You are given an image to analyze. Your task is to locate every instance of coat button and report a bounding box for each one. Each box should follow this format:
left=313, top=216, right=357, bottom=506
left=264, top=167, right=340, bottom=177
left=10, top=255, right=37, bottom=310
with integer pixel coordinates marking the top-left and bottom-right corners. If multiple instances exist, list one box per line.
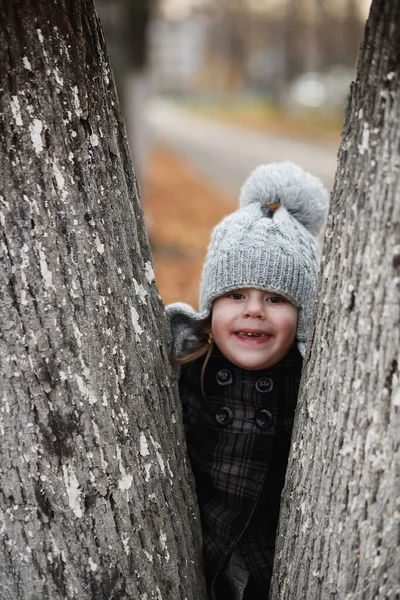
left=216, top=369, right=233, bottom=386
left=215, top=406, right=234, bottom=426
left=255, top=409, right=273, bottom=430
left=255, top=377, right=273, bottom=393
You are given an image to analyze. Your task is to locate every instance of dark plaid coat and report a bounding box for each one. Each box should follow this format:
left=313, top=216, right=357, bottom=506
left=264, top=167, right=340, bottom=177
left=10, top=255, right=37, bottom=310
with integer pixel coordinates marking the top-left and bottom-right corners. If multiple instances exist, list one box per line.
left=179, top=345, right=302, bottom=600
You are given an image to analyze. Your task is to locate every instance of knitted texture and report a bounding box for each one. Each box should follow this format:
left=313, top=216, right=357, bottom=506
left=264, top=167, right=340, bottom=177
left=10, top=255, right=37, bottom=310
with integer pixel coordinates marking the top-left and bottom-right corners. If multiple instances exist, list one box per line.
left=166, top=162, right=328, bottom=356
left=239, top=162, right=327, bottom=235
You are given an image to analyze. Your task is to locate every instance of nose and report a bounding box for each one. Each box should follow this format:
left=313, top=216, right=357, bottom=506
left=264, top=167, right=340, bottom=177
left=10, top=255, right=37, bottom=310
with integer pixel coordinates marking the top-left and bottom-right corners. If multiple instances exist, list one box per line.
left=243, top=296, right=265, bottom=319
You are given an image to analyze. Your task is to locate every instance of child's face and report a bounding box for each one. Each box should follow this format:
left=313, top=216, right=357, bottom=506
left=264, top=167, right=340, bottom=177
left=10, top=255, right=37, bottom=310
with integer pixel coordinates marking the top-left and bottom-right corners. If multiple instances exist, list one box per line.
left=211, top=288, right=298, bottom=370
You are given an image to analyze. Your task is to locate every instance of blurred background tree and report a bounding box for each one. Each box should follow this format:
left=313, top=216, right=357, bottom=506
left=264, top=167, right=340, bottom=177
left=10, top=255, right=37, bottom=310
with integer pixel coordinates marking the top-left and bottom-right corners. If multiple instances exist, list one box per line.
left=150, top=0, right=367, bottom=112
left=96, top=0, right=156, bottom=186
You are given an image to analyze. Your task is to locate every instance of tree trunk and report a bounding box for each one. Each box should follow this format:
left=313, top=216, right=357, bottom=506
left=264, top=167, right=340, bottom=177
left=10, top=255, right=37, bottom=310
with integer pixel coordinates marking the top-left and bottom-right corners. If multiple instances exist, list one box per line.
left=0, top=1, right=206, bottom=598
left=271, top=1, right=400, bottom=598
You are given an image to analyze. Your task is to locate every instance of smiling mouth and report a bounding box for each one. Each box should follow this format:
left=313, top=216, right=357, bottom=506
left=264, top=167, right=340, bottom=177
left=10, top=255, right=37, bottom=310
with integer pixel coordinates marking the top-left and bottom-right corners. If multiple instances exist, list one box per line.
left=236, top=331, right=270, bottom=338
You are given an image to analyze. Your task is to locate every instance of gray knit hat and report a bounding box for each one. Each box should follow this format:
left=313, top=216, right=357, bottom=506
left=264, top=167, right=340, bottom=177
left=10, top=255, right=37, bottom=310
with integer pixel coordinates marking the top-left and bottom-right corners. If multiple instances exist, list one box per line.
left=166, top=162, right=328, bottom=357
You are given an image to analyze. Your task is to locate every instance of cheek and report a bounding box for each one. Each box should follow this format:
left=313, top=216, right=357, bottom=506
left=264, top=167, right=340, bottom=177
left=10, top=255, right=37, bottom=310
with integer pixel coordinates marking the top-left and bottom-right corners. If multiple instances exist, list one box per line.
left=211, top=308, right=234, bottom=347
left=211, top=302, right=230, bottom=330
left=279, top=310, right=298, bottom=340
left=211, top=310, right=224, bottom=338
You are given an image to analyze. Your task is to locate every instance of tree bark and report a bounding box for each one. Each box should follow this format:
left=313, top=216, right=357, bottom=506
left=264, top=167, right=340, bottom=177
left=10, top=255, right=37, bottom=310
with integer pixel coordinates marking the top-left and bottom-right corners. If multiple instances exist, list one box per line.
left=271, top=1, right=400, bottom=598
left=0, top=1, right=206, bottom=598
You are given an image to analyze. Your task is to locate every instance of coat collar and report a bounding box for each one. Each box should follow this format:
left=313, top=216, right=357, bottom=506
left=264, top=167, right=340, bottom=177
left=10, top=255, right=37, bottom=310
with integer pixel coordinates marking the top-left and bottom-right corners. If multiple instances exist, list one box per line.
left=208, top=343, right=302, bottom=374
left=199, top=343, right=302, bottom=402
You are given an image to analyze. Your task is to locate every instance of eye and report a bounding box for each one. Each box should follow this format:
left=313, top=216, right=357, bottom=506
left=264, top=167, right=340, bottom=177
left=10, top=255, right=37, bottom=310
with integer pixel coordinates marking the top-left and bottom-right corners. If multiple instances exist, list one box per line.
left=267, top=295, right=285, bottom=304
left=227, top=292, right=245, bottom=300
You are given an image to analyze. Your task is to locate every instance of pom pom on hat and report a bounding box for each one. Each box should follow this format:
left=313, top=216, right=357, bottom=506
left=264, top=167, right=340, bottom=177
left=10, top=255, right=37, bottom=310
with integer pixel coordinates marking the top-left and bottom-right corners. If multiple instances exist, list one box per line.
left=239, top=161, right=328, bottom=237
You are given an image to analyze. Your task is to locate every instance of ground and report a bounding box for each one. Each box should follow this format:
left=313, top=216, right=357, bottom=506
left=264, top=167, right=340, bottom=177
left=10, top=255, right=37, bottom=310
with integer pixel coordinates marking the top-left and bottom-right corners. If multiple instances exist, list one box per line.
left=143, top=144, right=234, bottom=310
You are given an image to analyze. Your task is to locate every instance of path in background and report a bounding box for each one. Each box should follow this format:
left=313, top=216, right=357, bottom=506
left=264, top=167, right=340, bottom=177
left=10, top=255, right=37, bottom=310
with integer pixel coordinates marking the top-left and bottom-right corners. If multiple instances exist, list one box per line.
left=143, top=144, right=234, bottom=309
left=146, top=98, right=338, bottom=193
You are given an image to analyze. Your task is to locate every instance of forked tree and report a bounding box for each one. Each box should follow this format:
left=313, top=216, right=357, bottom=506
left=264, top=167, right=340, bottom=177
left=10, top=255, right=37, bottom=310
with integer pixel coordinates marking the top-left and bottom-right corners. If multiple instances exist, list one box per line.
left=0, top=1, right=206, bottom=598
left=271, top=0, right=400, bottom=597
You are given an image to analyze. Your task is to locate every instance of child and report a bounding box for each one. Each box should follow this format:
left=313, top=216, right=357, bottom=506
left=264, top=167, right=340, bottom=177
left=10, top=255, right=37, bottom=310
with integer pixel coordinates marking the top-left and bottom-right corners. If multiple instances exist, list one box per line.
left=166, top=162, right=328, bottom=599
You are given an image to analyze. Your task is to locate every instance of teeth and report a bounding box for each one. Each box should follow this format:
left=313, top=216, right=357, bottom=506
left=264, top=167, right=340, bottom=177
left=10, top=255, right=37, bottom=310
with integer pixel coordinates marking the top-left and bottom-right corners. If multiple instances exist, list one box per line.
left=238, top=332, right=267, bottom=337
